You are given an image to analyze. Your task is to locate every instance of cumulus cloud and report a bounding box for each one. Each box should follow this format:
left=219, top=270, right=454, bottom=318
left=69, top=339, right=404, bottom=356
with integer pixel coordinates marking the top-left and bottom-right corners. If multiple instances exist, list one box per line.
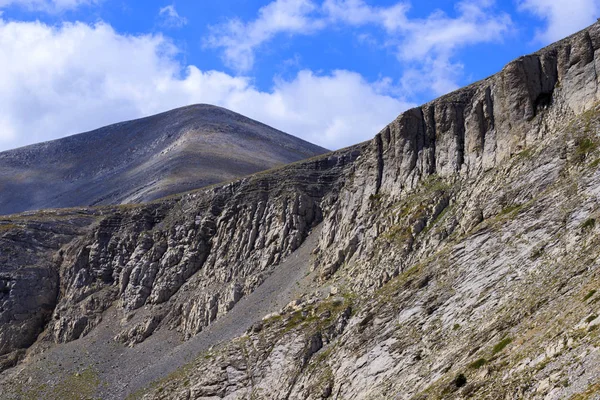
left=519, top=0, right=600, bottom=43
left=159, top=4, right=187, bottom=28
left=0, top=0, right=97, bottom=12
left=397, top=1, right=511, bottom=95
left=205, top=0, right=323, bottom=72
left=322, top=0, right=409, bottom=31
left=207, top=0, right=512, bottom=95
left=0, top=18, right=409, bottom=151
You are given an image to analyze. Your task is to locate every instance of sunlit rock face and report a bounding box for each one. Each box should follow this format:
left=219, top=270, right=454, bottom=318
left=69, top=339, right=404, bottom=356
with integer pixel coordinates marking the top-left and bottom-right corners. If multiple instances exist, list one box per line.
left=4, top=22, right=600, bottom=400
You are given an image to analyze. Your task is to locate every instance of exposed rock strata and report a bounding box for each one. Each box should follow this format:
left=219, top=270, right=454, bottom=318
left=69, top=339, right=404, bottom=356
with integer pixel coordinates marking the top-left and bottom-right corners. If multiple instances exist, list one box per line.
left=3, top=22, right=600, bottom=400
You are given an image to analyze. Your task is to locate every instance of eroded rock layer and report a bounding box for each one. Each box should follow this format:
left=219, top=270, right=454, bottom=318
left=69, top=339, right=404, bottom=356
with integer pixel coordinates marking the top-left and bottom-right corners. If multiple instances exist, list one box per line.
left=3, top=21, right=600, bottom=400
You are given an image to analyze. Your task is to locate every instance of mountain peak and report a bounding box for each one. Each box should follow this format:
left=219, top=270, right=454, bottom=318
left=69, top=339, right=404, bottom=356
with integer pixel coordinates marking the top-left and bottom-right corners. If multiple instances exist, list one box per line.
left=0, top=105, right=328, bottom=215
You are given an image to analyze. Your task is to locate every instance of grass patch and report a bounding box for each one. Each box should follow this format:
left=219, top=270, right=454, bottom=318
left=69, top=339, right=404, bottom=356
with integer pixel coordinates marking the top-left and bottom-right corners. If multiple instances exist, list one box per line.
left=499, top=204, right=523, bottom=216
left=576, top=137, right=597, bottom=161
left=517, top=148, right=533, bottom=159
left=583, top=290, right=597, bottom=301
left=382, top=224, right=413, bottom=245
left=376, top=262, right=425, bottom=300
left=468, top=358, right=487, bottom=370
left=47, top=367, right=100, bottom=400
left=492, top=337, right=512, bottom=355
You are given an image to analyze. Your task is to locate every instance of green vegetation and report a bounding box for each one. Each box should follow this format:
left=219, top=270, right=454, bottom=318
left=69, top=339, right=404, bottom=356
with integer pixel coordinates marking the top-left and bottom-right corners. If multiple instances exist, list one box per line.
left=576, top=137, right=597, bottom=161
left=585, top=315, right=597, bottom=324
left=382, top=224, right=413, bottom=245
left=583, top=290, right=597, bottom=301
left=453, top=373, right=467, bottom=388
left=376, top=262, right=425, bottom=301
left=581, top=218, right=596, bottom=230
left=499, top=204, right=523, bottom=216
left=517, top=148, right=533, bottom=159
left=453, top=323, right=461, bottom=331
left=49, top=368, right=100, bottom=400
left=468, top=358, right=487, bottom=370
left=369, top=193, right=384, bottom=205
left=492, top=337, right=512, bottom=355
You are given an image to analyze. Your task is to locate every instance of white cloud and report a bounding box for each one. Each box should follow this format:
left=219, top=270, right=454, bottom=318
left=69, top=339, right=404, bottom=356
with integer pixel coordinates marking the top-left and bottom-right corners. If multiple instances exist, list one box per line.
left=0, top=0, right=97, bottom=12
left=397, top=1, right=511, bottom=96
left=0, top=18, right=409, bottom=151
left=322, top=0, right=409, bottom=32
left=205, top=0, right=323, bottom=72
left=159, top=4, right=187, bottom=28
left=396, top=1, right=511, bottom=61
left=207, top=0, right=512, bottom=95
left=324, top=0, right=511, bottom=96
left=519, top=0, right=600, bottom=43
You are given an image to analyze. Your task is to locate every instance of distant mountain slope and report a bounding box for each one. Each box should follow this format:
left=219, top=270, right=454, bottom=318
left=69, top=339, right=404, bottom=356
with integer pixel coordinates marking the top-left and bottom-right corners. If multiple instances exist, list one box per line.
left=0, top=104, right=328, bottom=215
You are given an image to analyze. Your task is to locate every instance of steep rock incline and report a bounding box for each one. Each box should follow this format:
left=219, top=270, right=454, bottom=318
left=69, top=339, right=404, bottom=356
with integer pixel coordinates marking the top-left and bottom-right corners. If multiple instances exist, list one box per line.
left=0, top=104, right=328, bottom=215
left=314, top=22, right=600, bottom=290
left=0, top=145, right=361, bottom=377
left=130, top=22, right=600, bottom=400
left=0, top=209, right=101, bottom=371
left=3, top=21, right=600, bottom=400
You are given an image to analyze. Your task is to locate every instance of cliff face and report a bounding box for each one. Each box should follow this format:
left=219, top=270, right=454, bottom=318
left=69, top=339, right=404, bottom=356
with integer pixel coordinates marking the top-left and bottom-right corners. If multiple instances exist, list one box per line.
left=314, top=23, right=600, bottom=291
left=3, top=23, right=600, bottom=400
left=0, top=146, right=360, bottom=374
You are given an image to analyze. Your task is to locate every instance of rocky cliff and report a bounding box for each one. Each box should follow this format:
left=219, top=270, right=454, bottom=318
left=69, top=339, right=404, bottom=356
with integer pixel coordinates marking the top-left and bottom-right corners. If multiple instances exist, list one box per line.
left=3, top=22, right=600, bottom=400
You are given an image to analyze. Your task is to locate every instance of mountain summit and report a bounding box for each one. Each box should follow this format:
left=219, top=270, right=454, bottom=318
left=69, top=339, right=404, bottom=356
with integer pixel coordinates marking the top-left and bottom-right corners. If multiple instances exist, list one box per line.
left=0, top=104, right=327, bottom=215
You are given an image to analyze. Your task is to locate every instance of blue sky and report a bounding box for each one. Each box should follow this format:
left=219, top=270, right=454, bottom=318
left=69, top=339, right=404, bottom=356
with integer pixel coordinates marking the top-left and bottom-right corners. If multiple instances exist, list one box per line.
left=0, top=0, right=597, bottom=151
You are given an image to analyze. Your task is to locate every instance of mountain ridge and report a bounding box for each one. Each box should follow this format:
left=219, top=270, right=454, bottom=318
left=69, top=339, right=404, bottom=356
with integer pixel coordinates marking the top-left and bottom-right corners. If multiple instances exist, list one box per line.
left=2, top=21, right=600, bottom=400
left=0, top=103, right=328, bottom=215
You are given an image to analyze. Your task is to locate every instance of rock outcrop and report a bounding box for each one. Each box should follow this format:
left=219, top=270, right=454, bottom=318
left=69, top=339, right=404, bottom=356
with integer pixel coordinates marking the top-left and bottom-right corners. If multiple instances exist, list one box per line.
left=3, top=21, right=600, bottom=400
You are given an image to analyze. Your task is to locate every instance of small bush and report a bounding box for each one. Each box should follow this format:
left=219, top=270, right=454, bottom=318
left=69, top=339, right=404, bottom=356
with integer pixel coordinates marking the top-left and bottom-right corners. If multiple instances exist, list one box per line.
left=492, top=337, right=512, bottom=355
left=581, top=218, right=596, bottom=230
left=453, top=323, right=461, bottom=331
left=453, top=373, right=467, bottom=388
left=468, top=358, right=487, bottom=369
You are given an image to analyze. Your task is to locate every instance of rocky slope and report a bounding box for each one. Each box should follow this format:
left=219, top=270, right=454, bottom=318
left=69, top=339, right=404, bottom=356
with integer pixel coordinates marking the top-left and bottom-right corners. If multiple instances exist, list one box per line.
left=3, top=22, right=600, bottom=400
left=0, top=104, right=328, bottom=215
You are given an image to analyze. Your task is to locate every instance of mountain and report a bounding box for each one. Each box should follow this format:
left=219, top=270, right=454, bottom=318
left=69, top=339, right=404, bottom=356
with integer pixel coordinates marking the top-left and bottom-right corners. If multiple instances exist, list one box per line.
left=3, top=22, right=600, bottom=400
left=0, top=104, right=328, bottom=215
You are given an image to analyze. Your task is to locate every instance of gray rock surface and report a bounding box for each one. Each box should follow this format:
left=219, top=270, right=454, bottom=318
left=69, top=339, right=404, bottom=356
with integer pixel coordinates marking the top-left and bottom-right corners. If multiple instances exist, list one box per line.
left=4, top=21, right=600, bottom=400
left=0, top=104, right=328, bottom=215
